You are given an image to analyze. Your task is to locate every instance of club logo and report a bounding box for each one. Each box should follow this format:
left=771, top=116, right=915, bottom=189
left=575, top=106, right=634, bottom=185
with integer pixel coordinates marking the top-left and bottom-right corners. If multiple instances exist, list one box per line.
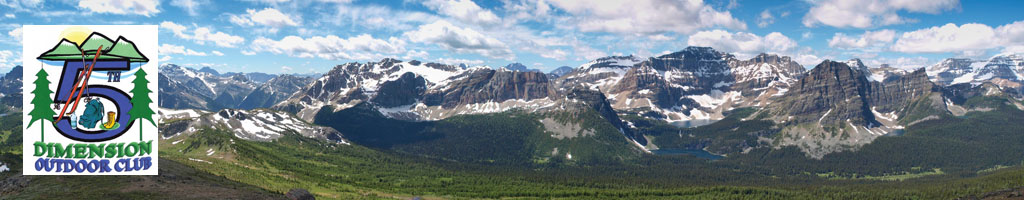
left=22, top=25, right=159, bottom=175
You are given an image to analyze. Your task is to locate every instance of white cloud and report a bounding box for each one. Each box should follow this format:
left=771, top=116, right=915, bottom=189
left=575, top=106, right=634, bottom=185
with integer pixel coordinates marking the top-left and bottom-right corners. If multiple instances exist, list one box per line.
left=0, top=50, right=17, bottom=70
left=422, top=0, right=501, bottom=26
left=803, top=0, right=958, bottom=28
left=870, top=56, right=932, bottom=70
left=184, top=63, right=227, bottom=69
left=79, top=0, right=161, bottom=17
left=648, top=34, right=674, bottom=41
left=403, top=50, right=429, bottom=60
left=436, top=57, right=485, bottom=65
left=281, top=66, right=293, bottom=72
left=1, top=0, right=43, bottom=12
left=996, top=20, right=1024, bottom=45
left=160, top=21, right=245, bottom=48
left=159, top=44, right=212, bottom=56
left=322, top=4, right=438, bottom=32
left=503, top=0, right=553, bottom=22
left=891, top=23, right=996, bottom=53
left=170, top=0, right=207, bottom=16
left=8, top=27, right=21, bottom=42
left=211, top=50, right=224, bottom=56
left=687, top=30, right=797, bottom=59
left=3, top=13, right=13, bottom=18
left=828, top=29, right=896, bottom=49
left=229, top=8, right=300, bottom=30
left=540, top=49, right=569, bottom=60
left=573, top=44, right=606, bottom=61
left=889, top=20, right=1024, bottom=55
left=1003, top=45, right=1024, bottom=55
left=405, top=20, right=514, bottom=60
left=757, top=9, right=774, bottom=28
left=249, top=34, right=406, bottom=60
left=547, top=0, right=746, bottom=35
left=793, top=53, right=824, bottom=67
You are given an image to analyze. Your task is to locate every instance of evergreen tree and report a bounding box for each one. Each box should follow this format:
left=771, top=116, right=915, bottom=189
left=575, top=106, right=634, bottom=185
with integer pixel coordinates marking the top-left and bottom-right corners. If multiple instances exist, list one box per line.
left=128, top=69, right=155, bottom=140
left=28, top=68, right=56, bottom=142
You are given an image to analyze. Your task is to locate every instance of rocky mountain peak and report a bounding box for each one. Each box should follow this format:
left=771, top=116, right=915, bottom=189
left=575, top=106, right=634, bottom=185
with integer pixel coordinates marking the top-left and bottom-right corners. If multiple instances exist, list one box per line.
left=845, top=58, right=870, bottom=72
left=548, top=66, right=573, bottom=78
left=5, top=65, right=22, bottom=79
left=0, top=65, right=23, bottom=108
left=502, top=63, right=540, bottom=72
left=198, top=66, right=220, bottom=76
left=578, top=55, right=644, bottom=70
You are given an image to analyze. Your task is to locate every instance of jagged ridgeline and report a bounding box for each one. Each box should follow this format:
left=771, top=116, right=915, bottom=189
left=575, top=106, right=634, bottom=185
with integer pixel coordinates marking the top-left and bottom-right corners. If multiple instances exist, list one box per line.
left=156, top=46, right=1024, bottom=162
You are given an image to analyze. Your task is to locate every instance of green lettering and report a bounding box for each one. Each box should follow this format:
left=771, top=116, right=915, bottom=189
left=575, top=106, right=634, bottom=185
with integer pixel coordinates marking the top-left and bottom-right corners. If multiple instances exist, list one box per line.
left=74, top=144, right=87, bottom=158
left=87, top=144, right=104, bottom=158
left=34, top=142, right=47, bottom=156
left=116, top=143, right=124, bottom=158
left=137, top=141, right=152, bottom=156
left=105, top=143, right=117, bottom=158
left=124, top=142, right=137, bottom=157
left=52, top=143, right=67, bottom=158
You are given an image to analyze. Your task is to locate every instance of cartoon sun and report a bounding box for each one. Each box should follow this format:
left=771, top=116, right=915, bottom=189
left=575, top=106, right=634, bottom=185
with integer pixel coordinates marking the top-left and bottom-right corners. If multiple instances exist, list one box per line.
left=59, top=26, right=93, bottom=46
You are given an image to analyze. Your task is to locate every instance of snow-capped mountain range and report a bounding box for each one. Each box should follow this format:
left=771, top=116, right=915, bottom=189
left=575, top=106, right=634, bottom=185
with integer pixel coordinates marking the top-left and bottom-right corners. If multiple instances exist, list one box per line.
left=144, top=47, right=1022, bottom=158
left=927, top=54, right=1024, bottom=91
left=159, top=108, right=348, bottom=144
left=159, top=64, right=314, bottom=111
left=556, top=47, right=805, bottom=123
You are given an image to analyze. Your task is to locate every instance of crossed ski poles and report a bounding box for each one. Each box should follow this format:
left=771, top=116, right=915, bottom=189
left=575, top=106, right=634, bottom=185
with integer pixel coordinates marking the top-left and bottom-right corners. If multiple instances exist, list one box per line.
left=54, top=46, right=103, bottom=125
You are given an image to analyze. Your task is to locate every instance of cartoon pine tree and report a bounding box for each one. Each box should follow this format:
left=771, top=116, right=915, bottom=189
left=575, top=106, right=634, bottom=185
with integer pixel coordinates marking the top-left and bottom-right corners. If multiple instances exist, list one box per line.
left=128, top=69, right=155, bottom=141
left=28, top=69, right=56, bottom=143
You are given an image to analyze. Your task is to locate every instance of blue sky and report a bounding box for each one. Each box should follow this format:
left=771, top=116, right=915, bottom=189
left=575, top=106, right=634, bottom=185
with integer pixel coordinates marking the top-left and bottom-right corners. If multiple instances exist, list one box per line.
left=1, top=0, right=1023, bottom=74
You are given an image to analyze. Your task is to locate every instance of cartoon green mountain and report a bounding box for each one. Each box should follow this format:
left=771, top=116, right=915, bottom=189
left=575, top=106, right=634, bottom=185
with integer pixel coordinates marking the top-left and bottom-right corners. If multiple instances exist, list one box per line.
left=37, top=32, right=149, bottom=63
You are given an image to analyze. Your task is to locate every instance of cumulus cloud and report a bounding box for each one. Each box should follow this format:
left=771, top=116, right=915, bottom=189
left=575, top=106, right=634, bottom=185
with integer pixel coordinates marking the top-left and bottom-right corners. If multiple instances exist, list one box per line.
left=79, top=0, right=161, bottom=17
left=8, top=27, right=21, bottom=42
left=546, top=0, right=746, bottom=35
left=891, top=23, right=996, bottom=53
left=687, top=30, right=797, bottom=59
left=229, top=8, right=300, bottom=30
left=436, top=57, right=485, bottom=65
left=502, top=0, right=553, bottom=22
left=828, top=29, right=896, bottom=49
left=405, top=20, right=514, bottom=60
left=422, top=0, right=501, bottom=27
left=871, top=56, right=932, bottom=70
left=248, top=34, right=406, bottom=60
left=793, top=53, right=825, bottom=67
left=996, top=20, right=1024, bottom=45
left=160, top=21, right=245, bottom=47
left=160, top=44, right=218, bottom=56
left=403, top=50, right=429, bottom=60
left=0, top=50, right=17, bottom=70
left=803, top=0, right=959, bottom=28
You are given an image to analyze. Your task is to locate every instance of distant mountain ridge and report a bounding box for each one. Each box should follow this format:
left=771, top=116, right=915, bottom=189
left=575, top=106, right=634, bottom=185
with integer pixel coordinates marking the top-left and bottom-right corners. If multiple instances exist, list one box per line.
left=158, top=64, right=314, bottom=111
left=157, top=47, right=1024, bottom=159
left=0, top=66, right=22, bottom=110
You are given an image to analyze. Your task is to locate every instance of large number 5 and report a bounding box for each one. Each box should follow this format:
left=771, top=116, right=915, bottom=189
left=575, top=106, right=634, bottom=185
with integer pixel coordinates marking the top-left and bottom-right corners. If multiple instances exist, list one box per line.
left=52, top=60, right=134, bottom=142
